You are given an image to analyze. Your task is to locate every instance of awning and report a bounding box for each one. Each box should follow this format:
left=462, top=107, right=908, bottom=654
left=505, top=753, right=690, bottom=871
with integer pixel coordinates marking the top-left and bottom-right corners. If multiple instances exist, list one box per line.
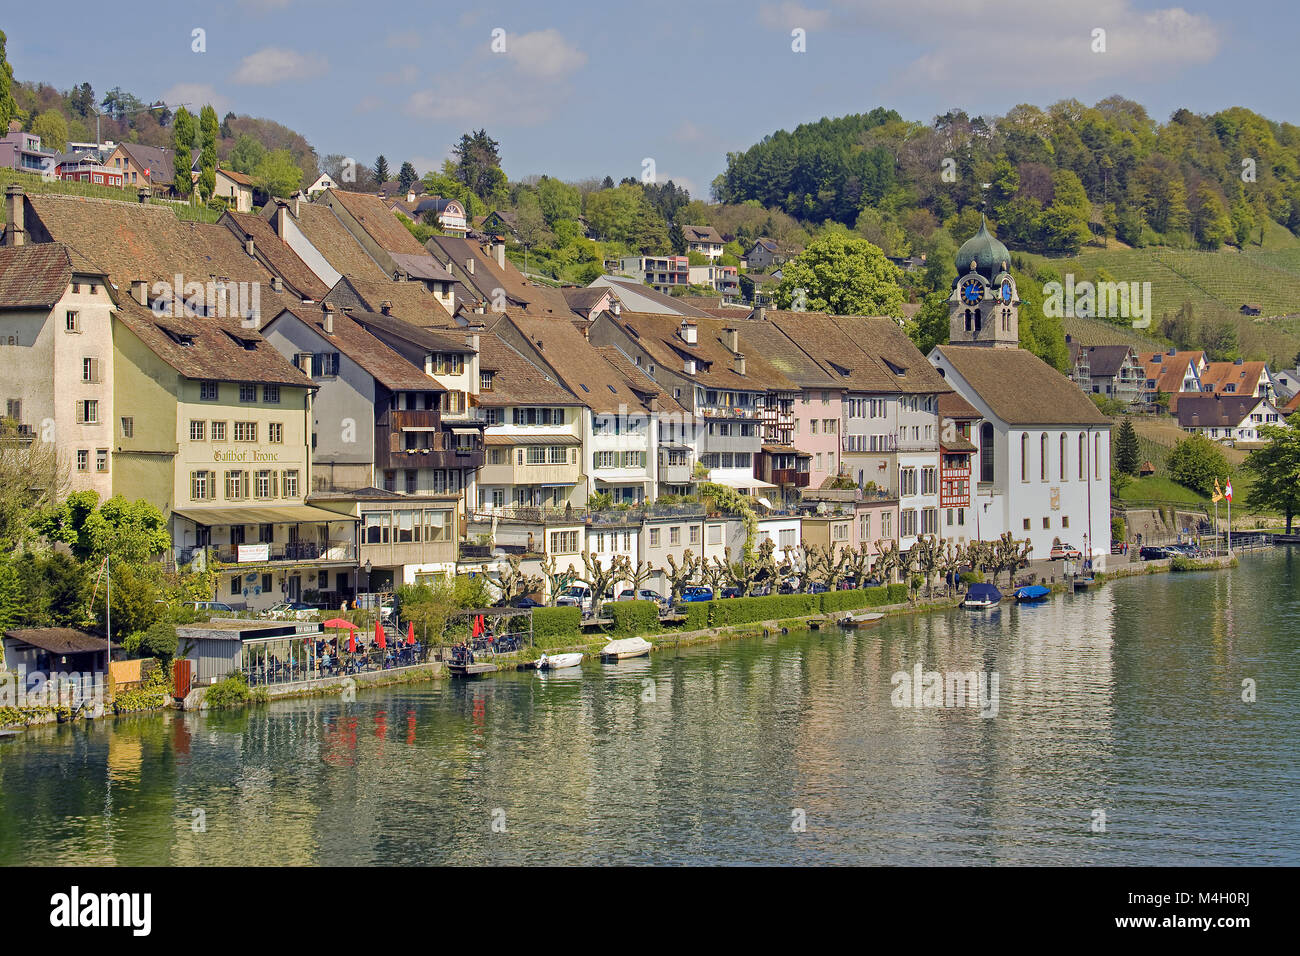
left=659, top=442, right=691, bottom=451
left=172, top=505, right=360, bottom=526
left=484, top=434, right=581, bottom=446
left=451, top=427, right=482, bottom=436
left=707, top=476, right=777, bottom=492
left=400, top=425, right=440, bottom=432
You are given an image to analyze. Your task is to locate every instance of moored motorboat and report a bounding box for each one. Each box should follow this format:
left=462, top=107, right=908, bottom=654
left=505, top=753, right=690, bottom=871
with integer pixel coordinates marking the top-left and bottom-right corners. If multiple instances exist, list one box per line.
left=536, top=652, right=584, bottom=670
left=839, top=612, right=885, bottom=628
left=600, top=637, right=652, bottom=661
left=962, top=583, right=1002, bottom=608
left=1014, top=584, right=1050, bottom=602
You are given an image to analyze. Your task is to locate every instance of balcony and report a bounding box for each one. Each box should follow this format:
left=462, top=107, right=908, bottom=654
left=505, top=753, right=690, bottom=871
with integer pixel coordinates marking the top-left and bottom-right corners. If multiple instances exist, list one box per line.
left=378, top=408, right=485, bottom=471
left=769, top=468, right=812, bottom=488
left=205, top=540, right=357, bottom=564
left=698, top=405, right=761, bottom=421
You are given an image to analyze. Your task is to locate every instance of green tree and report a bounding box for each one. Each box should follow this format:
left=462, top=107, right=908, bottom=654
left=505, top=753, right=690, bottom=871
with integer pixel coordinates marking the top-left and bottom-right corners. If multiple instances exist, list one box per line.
left=0, top=557, right=22, bottom=631
left=197, top=104, right=219, bottom=200
left=373, top=154, right=390, bottom=184
left=124, top=619, right=178, bottom=662
left=228, top=132, right=265, bottom=175
left=1114, top=418, right=1141, bottom=476
left=104, top=562, right=162, bottom=641
left=0, top=31, right=15, bottom=134
left=775, top=234, right=905, bottom=318
left=254, top=148, right=303, bottom=198
left=536, top=175, right=581, bottom=227
left=1191, top=182, right=1233, bottom=250
left=453, top=129, right=506, bottom=203
left=30, top=110, right=67, bottom=153
left=170, top=106, right=197, bottom=198
left=1167, top=434, right=1231, bottom=497
left=1242, top=415, right=1300, bottom=532
left=905, top=290, right=949, bottom=354
left=397, top=160, right=417, bottom=191
left=35, top=493, right=170, bottom=563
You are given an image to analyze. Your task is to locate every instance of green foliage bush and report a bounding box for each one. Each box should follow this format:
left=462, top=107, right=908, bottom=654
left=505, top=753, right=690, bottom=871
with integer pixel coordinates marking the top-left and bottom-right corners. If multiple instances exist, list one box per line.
left=531, top=606, right=582, bottom=643
left=680, top=603, right=710, bottom=630
left=819, top=586, right=898, bottom=612
left=959, top=571, right=984, bottom=585
left=601, top=601, right=658, bottom=635
left=204, top=672, right=252, bottom=710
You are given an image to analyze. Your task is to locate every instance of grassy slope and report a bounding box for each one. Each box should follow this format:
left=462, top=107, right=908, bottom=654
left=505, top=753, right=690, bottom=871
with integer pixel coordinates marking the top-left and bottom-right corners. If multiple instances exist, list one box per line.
left=0, top=169, right=222, bottom=223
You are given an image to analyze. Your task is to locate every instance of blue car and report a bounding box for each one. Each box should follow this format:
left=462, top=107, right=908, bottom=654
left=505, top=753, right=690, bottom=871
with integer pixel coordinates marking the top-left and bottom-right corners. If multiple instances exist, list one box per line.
left=681, top=586, right=714, bottom=602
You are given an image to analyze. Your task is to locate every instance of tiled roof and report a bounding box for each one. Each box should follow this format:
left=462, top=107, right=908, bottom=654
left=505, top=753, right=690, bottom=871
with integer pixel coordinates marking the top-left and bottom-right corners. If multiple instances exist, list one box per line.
left=476, top=334, right=577, bottom=406
left=938, top=391, right=981, bottom=420
left=3, top=627, right=120, bottom=654
left=765, top=311, right=949, bottom=394
left=681, top=224, right=724, bottom=245
left=25, top=194, right=304, bottom=317
left=114, top=296, right=315, bottom=389
left=591, top=275, right=713, bottom=317
left=1078, top=344, right=1136, bottom=378
left=595, top=346, right=688, bottom=415
left=1176, top=394, right=1264, bottom=429
left=611, top=311, right=793, bottom=391
left=489, top=312, right=659, bottom=414
left=934, top=346, right=1110, bottom=426
left=561, top=286, right=611, bottom=313
left=217, top=166, right=257, bottom=188
left=344, top=306, right=475, bottom=353
left=1200, top=361, right=1268, bottom=397
left=322, top=274, right=452, bottom=325
left=287, top=200, right=390, bottom=280
left=427, top=235, right=573, bottom=317
left=117, top=142, right=180, bottom=184
left=731, top=318, right=838, bottom=388
left=389, top=252, right=454, bottom=283
left=220, top=210, right=329, bottom=300
left=325, top=188, right=429, bottom=257
left=271, top=307, right=442, bottom=392
left=1139, top=350, right=1206, bottom=397
left=0, top=243, right=106, bottom=309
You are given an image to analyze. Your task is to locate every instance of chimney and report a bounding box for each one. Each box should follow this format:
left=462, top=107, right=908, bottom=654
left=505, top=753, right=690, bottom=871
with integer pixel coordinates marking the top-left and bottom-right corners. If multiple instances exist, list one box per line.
left=322, top=301, right=335, bottom=334
left=244, top=234, right=255, bottom=257
left=724, top=326, right=740, bottom=353
left=683, top=357, right=696, bottom=375
left=137, top=187, right=149, bottom=204
left=758, top=306, right=766, bottom=322
left=733, top=352, right=746, bottom=376
left=465, top=332, right=480, bottom=352
left=294, top=191, right=302, bottom=218
left=3, top=185, right=24, bottom=247
left=131, top=279, right=148, bottom=306
left=381, top=300, right=393, bottom=315
left=445, top=260, right=454, bottom=277
left=271, top=276, right=284, bottom=292
left=494, top=242, right=505, bottom=268
left=679, top=319, right=698, bottom=345
left=1167, top=348, right=1176, bottom=357
left=465, top=257, right=475, bottom=275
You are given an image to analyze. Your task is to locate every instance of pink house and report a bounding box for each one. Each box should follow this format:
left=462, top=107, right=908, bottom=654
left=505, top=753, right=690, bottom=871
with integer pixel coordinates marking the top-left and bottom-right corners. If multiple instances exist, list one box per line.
left=793, top=387, right=844, bottom=488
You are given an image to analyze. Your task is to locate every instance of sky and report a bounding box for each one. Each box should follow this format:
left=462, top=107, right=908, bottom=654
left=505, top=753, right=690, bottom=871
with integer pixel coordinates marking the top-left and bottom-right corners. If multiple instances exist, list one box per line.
left=5, top=0, right=1297, bottom=200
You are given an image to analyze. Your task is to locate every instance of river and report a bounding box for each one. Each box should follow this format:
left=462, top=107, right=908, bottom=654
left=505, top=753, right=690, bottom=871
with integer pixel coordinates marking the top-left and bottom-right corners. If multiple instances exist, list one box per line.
left=2, top=548, right=1297, bottom=866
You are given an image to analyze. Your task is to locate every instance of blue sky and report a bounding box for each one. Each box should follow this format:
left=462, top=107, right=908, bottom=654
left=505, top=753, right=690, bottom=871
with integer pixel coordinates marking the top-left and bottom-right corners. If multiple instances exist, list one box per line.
left=5, top=0, right=1295, bottom=200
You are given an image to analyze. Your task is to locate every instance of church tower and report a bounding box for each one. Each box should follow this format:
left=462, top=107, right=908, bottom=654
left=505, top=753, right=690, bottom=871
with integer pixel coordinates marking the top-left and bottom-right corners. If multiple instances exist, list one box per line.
left=948, top=216, right=1019, bottom=347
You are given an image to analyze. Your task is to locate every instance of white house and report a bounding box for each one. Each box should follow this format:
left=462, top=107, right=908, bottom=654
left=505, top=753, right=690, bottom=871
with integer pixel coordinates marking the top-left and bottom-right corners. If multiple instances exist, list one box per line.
left=1176, top=394, right=1285, bottom=443
left=929, top=219, right=1112, bottom=568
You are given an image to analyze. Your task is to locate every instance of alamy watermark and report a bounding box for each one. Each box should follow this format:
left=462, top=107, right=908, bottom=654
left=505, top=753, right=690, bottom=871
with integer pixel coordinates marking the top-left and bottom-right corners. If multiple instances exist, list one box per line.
left=148, top=275, right=261, bottom=323
left=0, top=667, right=105, bottom=710
left=1043, top=274, right=1152, bottom=329
left=891, top=662, right=999, bottom=717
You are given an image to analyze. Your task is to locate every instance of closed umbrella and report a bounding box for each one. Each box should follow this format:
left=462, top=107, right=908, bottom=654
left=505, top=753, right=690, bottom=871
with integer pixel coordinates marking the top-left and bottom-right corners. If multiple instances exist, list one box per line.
left=375, top=619, right=386, bottom=650
left=347, top=630, right=356, bottom=654
left=407, top=622, right=416, bottom=646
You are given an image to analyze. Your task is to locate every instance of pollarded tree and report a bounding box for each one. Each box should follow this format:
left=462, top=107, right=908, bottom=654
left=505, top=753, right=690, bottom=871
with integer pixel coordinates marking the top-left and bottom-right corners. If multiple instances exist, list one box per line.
left=937, top=541, right=966, bottom=596
left=626, top=559, right=656, bottom=594
left=578, top=550, right=623, bottom=606
left=700, top=554, right=729, bottom=593
left=540, top=554, right=578, bottom=602
left=910, top=535, right=943, bottom=597
left=665, top=550, right=699, bottom=604
left=872, top=539, right=903, bottom=585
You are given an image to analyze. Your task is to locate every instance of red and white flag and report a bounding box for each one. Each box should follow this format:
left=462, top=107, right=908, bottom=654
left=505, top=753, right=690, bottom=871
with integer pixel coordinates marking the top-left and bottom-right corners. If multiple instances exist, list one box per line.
left=1225, top=480, right=1233, bottom=502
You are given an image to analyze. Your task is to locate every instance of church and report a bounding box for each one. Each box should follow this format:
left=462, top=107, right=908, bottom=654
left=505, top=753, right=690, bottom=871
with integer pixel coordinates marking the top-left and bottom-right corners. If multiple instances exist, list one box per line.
left=927, top=219, right=1112, bottom=570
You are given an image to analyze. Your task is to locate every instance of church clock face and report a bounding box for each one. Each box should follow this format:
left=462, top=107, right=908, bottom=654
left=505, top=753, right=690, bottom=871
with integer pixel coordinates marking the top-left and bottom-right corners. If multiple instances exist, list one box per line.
left=1000, top=279, right=1013, bottom=303
left=960, top=278, right=983, bottom=305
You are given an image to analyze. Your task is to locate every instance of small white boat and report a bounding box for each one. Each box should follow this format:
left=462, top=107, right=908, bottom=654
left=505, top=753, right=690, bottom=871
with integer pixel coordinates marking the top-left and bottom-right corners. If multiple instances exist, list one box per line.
left=600, top=637, right=652, bottom=661
left=536, top=652, right=584, bottom=670
left=839, top=612, right=884, bottom=628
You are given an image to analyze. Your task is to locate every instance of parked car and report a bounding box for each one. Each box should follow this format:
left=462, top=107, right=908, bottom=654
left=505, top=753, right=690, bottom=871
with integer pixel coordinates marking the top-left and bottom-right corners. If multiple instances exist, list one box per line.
left=719, top=586, right=743, bottom=599
left=805, top=582, right=829, bottom=594
left=259, top=601, right=317, bottom=621
left=186, top=601, right=235, bottom=614
left=495, top=595, right=545, bottom=609
left=777, top=580, right=798, bottom=594
left=1140, top=545, right=1173, bottom=561
left=617, top=589, right=668, bottom=607
left=680, top=586, right=714, bottom=602
left=555, top=585, right=591, bottom=609
left=1165, top=543, right=1202, bottom=558
left=1050, top=543, right=1083, bottom=560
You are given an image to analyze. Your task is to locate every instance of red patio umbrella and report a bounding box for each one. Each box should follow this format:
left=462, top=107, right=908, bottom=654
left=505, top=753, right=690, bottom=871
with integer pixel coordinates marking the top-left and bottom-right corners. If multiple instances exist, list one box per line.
left=347, top=631, right=356, bottom=654
left=472, top=615, right=482, bottom=638
left=375, top=619, right=386, bottom=650
left=407, top=622, right=416, bottom=646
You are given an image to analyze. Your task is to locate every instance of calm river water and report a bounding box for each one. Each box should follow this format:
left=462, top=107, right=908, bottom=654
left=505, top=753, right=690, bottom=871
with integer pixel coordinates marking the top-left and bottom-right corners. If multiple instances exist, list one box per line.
left=2, top=549, right=1297, bottom=866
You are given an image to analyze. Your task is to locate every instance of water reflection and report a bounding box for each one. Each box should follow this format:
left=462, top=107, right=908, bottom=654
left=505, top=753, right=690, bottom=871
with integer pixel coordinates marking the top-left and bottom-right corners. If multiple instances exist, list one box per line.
left=1, top=550, right=1297, bottom=865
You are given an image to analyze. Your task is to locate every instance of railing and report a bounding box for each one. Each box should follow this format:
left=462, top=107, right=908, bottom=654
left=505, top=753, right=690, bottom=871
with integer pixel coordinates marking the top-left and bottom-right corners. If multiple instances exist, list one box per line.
left=242, top=641, right=434, bottom=688
left=470, top=505, right=587, bottom=523
left=588, top=503, right=705, bottom=525
left=207, top=542, right=357, bottom=563
left=459, top=543, right=533, bottom=559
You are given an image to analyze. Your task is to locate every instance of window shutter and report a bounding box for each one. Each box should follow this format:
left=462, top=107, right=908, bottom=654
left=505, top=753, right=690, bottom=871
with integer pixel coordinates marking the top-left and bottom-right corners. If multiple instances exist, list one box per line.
left=75, top=402, right=84, bottom=424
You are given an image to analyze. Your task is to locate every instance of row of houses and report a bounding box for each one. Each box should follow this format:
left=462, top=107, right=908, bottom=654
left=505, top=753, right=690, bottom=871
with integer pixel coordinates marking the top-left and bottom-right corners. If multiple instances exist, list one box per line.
left=0, top=190, right=1111, bottom=608
left=1067, top=337, right=1298, bottom=442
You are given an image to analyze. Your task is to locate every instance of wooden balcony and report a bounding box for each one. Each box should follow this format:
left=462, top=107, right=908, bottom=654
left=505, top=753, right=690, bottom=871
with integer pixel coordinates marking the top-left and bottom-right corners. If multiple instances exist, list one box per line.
left=770, top=468, right=811, bottom=488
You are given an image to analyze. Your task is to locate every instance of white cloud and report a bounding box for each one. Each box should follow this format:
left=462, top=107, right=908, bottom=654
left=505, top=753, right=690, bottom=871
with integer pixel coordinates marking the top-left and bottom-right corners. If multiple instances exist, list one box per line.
left=231, top=47, right=328, bottom=86
left=380, top=64, right=420, bottom=86
left=758, top=3, right=832, bottom=31
left=761, top=0, right=1219, bottom=86
left=159, top=83, right=231, bottom=118
left=506, top=28, right=587, bottom=79
left=406, top=27, right=587, bottom=126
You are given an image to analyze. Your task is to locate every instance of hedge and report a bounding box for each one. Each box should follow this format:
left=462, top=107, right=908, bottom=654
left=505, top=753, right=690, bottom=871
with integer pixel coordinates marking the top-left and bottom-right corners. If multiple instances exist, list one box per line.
left=680, top=602, right=710, bottom=630
left=601, top=601, right=659, bottom=635
left=531, top=606, right=583, bottom=644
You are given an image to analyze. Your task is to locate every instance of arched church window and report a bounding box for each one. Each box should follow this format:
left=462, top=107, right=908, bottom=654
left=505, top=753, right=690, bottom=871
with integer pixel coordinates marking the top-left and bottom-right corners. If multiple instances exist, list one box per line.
left=974, top=308, right=982, bottom=332
left=980, top=422, right=995, bottom=483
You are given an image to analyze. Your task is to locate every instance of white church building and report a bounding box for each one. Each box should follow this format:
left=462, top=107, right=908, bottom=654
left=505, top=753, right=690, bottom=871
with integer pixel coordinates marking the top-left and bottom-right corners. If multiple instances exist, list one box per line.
left=928, top=218, right=1112, bottom=570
